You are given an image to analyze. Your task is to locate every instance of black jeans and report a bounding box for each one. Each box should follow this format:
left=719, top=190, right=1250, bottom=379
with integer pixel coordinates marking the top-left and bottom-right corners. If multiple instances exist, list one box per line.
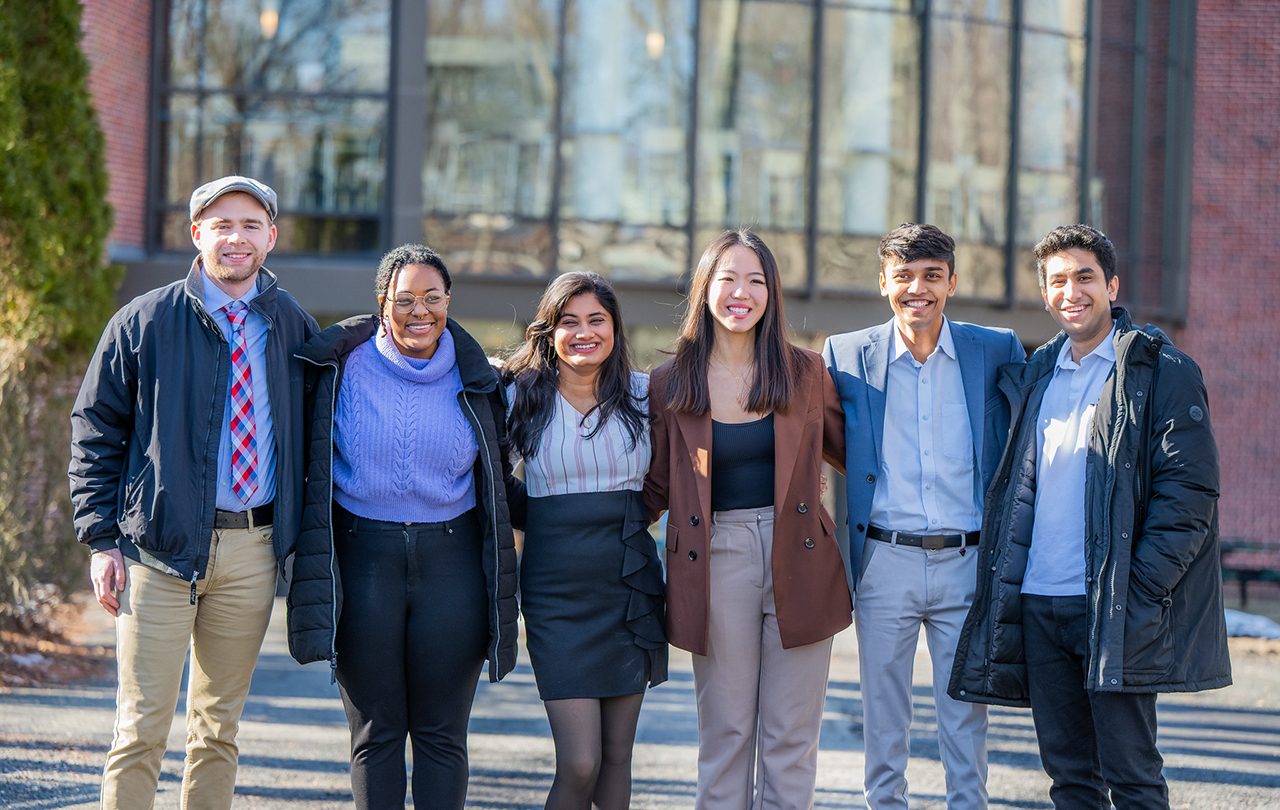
left=1023, top=595, right=1169, bottom=810
left=333, top=505, right=489, bottom=810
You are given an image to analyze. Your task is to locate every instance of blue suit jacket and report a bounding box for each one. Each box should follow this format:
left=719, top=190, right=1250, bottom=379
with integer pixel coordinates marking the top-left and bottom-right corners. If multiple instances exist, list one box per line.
left=822, top=318, right=1025, bottom=599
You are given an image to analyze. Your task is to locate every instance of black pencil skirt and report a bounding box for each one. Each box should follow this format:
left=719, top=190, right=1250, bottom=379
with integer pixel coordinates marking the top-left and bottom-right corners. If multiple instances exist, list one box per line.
left=520, top=489, right=668, bottom=700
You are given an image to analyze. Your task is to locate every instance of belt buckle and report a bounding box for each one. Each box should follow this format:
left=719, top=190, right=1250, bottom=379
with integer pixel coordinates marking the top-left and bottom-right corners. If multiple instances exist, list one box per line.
left=921, top=534, right=945, bottom=551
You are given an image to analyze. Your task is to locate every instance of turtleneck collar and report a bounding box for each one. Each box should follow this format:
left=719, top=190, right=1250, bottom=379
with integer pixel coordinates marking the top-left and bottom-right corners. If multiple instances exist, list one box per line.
left=373, top=326, right=457, bottom=383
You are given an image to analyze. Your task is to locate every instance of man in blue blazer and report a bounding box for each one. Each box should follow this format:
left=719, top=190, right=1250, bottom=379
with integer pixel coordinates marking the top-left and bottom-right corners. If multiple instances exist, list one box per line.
left=822, top=224, right=1024, bottom=810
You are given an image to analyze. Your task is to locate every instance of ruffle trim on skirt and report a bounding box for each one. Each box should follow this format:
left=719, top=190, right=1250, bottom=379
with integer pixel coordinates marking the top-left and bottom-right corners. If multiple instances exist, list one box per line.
left=621, top=491, right=669, bottom=687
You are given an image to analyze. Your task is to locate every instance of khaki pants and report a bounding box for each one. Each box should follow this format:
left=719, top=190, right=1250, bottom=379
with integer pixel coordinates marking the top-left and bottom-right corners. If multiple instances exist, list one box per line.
left=102, top=525, right=277, bottom=810
left=693, top=508, right=834, bottom=810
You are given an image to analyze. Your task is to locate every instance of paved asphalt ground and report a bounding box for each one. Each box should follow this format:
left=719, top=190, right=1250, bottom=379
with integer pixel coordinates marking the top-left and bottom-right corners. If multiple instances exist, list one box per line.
left=2, top=597, right=1278, bottom=809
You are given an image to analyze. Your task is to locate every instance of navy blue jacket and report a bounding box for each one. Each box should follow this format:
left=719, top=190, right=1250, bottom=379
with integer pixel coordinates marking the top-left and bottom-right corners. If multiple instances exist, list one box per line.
left=69, top=261, right=318, bottom=582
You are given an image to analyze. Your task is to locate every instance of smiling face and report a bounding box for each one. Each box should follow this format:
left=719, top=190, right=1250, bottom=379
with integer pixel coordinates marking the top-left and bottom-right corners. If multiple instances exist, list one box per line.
left=191, top=192, right=277, bottom=295
left=880, top=256, right=957, bottom=336
left=553, top=293, right=615, bottom=376
left=706, top=245, right=768, bottom=338
left=381, top=263, right=449, bottom=359
left=1042, top=247, right=1118, bottom=358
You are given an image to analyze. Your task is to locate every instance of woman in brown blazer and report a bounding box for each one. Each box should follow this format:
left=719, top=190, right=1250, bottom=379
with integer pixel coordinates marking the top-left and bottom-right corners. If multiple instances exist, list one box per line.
left=644, top=228, right=851, bottom=810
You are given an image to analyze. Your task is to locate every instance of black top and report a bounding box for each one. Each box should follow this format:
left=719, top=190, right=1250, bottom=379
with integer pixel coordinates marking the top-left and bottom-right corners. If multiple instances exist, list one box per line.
left=710, top=414, right=775, bottom=511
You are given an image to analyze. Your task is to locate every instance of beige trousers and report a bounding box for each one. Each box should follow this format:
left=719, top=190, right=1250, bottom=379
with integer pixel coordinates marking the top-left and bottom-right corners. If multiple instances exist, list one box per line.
left=692, top=508, right=834, bottom=810
left=102, top=524, right=277, bottom=810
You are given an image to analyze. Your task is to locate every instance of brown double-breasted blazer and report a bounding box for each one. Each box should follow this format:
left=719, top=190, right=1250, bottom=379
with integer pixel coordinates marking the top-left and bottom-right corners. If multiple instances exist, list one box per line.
left=643, top=349, right=852, bottom=655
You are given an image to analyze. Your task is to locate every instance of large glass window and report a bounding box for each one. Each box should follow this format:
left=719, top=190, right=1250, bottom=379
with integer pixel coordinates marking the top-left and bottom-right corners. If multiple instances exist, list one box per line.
left=1015, top=0, right=1087, bottom=300
left=153, top=0, right=1188, bottom=320
left=558, top=0, right=695, bottom=282
left=925, top=0, right=1013, bottom=299
left=817, top=1, right=919, bottom=292
left=159, top=0, right=391, bottom=253
left=423, top=0, right=560, bottom=276
left=696, top=0, right=815, bottom=289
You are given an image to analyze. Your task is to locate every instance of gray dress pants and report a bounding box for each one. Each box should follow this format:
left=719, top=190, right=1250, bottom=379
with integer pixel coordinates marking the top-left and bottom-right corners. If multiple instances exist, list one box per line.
left=854, top=538, right=989, bottom=810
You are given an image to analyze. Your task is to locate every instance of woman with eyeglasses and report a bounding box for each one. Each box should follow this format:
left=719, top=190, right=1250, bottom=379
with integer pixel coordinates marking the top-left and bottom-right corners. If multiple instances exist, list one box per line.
left=503, top=272, right=666, bottom=810
left=287, top=243, right=523, bottom=810
left=644, top=229, right=850, bottom=810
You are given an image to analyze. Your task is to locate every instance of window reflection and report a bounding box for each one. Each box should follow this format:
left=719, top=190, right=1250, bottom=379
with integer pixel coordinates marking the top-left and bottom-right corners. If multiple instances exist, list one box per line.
left=817, top=5, right=919, bottom=292
left=1024, top=0, right=1086, bottom=36
left=557, top=0, right=693, bottom=280
left=423, top=0, right=559, bottom=275
left=925, top=15, right=1011, bottom=298
left=697, top=0, right=814, bottom=288
left=166, top=0, right=391, bottom=92
left=160, top=94, right=386, bottom=251
left=1016, top=30, right=1084, bottom=300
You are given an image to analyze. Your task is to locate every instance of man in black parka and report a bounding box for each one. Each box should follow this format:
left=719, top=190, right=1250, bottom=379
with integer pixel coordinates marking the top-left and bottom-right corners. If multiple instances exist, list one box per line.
left=949, top=225, right=1229, bottom=810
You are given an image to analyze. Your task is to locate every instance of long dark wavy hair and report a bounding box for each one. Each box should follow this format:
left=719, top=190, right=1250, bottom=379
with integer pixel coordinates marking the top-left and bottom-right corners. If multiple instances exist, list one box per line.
left=504, top=272, right=647, bottom=459
left=666, top=229, right=802, bottom=415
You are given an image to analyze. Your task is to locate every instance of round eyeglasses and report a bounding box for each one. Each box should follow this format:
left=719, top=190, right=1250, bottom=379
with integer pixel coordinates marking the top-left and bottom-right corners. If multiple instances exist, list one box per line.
left=390, top=293, right=448, bottom=313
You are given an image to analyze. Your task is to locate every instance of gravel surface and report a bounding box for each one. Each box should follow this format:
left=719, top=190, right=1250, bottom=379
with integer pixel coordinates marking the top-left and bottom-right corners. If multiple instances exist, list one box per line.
left=2, top=598, right=1278, bottom=808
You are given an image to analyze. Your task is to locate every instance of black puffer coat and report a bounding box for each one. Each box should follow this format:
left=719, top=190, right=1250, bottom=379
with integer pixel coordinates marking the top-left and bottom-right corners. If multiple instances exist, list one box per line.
left=949, top=308, right=1230, bottom=707
left=286, top=315, right=524, bottom=681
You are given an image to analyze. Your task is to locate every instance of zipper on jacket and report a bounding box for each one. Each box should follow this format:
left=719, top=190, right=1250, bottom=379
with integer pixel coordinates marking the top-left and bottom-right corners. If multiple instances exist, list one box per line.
left=462, top=392, right=501, bottom=674
left=297, top=353, right=342, bottom=680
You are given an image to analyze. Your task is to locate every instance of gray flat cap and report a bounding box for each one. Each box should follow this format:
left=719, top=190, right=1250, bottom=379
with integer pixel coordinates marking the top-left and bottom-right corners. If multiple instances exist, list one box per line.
left=189, top=175, right=278, bottom=222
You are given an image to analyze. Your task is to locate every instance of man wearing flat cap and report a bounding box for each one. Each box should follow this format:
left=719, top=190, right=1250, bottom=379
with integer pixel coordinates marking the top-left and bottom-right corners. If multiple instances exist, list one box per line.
left=70, top=176, right=318, bottom=806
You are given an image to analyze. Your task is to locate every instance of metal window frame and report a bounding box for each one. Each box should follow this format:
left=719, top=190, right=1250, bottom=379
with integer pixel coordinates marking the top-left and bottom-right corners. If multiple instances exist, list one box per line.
left=141, top=0, right=1195, bottom=332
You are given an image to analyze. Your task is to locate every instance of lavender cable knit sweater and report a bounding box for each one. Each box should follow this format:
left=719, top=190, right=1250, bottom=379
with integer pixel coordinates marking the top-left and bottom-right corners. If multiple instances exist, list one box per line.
left=332, top=327, right=479, bottom=522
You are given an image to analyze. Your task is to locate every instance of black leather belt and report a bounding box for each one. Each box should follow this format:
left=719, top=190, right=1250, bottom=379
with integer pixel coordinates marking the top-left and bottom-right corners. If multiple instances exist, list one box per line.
left=867, top=524, right=979, bottom=550
left=214, top=503, right=273, bottom=530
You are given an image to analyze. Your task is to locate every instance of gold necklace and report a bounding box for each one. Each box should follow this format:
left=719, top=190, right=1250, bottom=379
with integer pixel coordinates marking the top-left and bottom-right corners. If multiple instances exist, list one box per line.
left=711, top=355, right=752, bottom=406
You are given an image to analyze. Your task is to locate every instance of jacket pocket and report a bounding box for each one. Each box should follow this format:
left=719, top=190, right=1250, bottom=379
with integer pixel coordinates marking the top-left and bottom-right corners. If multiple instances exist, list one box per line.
left=1123, top=574, right=1174, bottom=682
left=119, top=457, right=157, bottom=544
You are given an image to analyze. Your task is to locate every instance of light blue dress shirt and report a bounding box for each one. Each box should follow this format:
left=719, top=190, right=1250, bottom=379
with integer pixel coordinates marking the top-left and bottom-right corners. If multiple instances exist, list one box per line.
left=202, top=269, right=276, bottom=511
left=1023, top=323, right=1118, bottom=596
left=869, top=319, right=980, bottom=534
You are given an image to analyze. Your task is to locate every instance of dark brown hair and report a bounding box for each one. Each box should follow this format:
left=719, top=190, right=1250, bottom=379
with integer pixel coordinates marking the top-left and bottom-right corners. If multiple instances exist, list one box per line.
left=665, top=229, right=802, bottom=415
left=878, top=223, right=956, bottom=276
left=503, top=272, right=646, bottom=459
left=1033, top=224, right=1117, bottom=289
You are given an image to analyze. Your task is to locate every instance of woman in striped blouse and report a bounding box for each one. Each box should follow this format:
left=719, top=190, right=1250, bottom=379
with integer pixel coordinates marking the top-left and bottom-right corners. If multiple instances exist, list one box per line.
left=504, top=272, right=667, bottom=810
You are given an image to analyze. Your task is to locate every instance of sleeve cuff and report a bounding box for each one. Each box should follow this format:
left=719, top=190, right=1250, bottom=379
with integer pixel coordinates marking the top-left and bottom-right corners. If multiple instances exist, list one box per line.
left=88, top=537, right=120, bottom=553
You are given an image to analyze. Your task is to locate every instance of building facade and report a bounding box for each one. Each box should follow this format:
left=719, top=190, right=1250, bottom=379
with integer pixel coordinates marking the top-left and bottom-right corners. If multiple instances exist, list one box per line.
left=80, top=0, right=1280, bottom=589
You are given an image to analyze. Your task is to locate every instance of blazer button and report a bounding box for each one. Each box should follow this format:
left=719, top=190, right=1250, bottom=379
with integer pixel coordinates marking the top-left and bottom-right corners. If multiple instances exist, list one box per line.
left=856, top=524, right=865, bottom=532
left=804, top=538, right=815, bottom=549
left=688, top=550, right=698, bottom=561
left=866, top=474, right=876, bottom=483
left=690, top=515, right=699, bottom=526
left=797, top=503, right=808, bottom=513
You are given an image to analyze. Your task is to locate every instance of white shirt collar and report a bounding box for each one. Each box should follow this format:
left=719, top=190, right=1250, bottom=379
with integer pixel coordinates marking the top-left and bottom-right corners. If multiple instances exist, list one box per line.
left=1055, top=322, right=1117, bottom=371
left=891, top=317, right=957, bottom=366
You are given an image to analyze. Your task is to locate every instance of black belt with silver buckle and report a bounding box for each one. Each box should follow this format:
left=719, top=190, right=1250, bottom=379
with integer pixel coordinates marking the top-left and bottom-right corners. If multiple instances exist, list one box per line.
left=214, top=503, right=273, bottom=530
left=867, top=524, right=979, bottom=551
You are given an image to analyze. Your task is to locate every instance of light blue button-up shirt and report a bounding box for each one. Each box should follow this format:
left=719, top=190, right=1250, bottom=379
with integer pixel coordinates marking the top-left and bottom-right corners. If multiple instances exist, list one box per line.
left=869, top=318, right=980, bottom=534
left=1023, top=323, right=1117, bottom=596
left=202, top=268, right=276, bottom=511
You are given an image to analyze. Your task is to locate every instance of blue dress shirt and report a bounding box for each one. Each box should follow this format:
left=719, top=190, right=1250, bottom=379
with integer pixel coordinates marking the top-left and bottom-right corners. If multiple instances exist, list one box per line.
left=202, top=268, right=276, bottom=510
left=1023, top=323, right=1118, bottom=596
left=869, top=319, right=980, bottom=534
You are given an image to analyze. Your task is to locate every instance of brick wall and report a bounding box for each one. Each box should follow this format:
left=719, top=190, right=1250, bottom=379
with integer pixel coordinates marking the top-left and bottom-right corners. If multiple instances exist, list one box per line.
left=1181, top=2, right=1280, bottom=565
left=80, top=0, right=152, bottom=252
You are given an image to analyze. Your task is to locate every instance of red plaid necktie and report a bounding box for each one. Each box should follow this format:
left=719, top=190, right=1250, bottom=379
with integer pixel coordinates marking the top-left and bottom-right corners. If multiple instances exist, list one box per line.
left=224, top=303, right=258, bottom=504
